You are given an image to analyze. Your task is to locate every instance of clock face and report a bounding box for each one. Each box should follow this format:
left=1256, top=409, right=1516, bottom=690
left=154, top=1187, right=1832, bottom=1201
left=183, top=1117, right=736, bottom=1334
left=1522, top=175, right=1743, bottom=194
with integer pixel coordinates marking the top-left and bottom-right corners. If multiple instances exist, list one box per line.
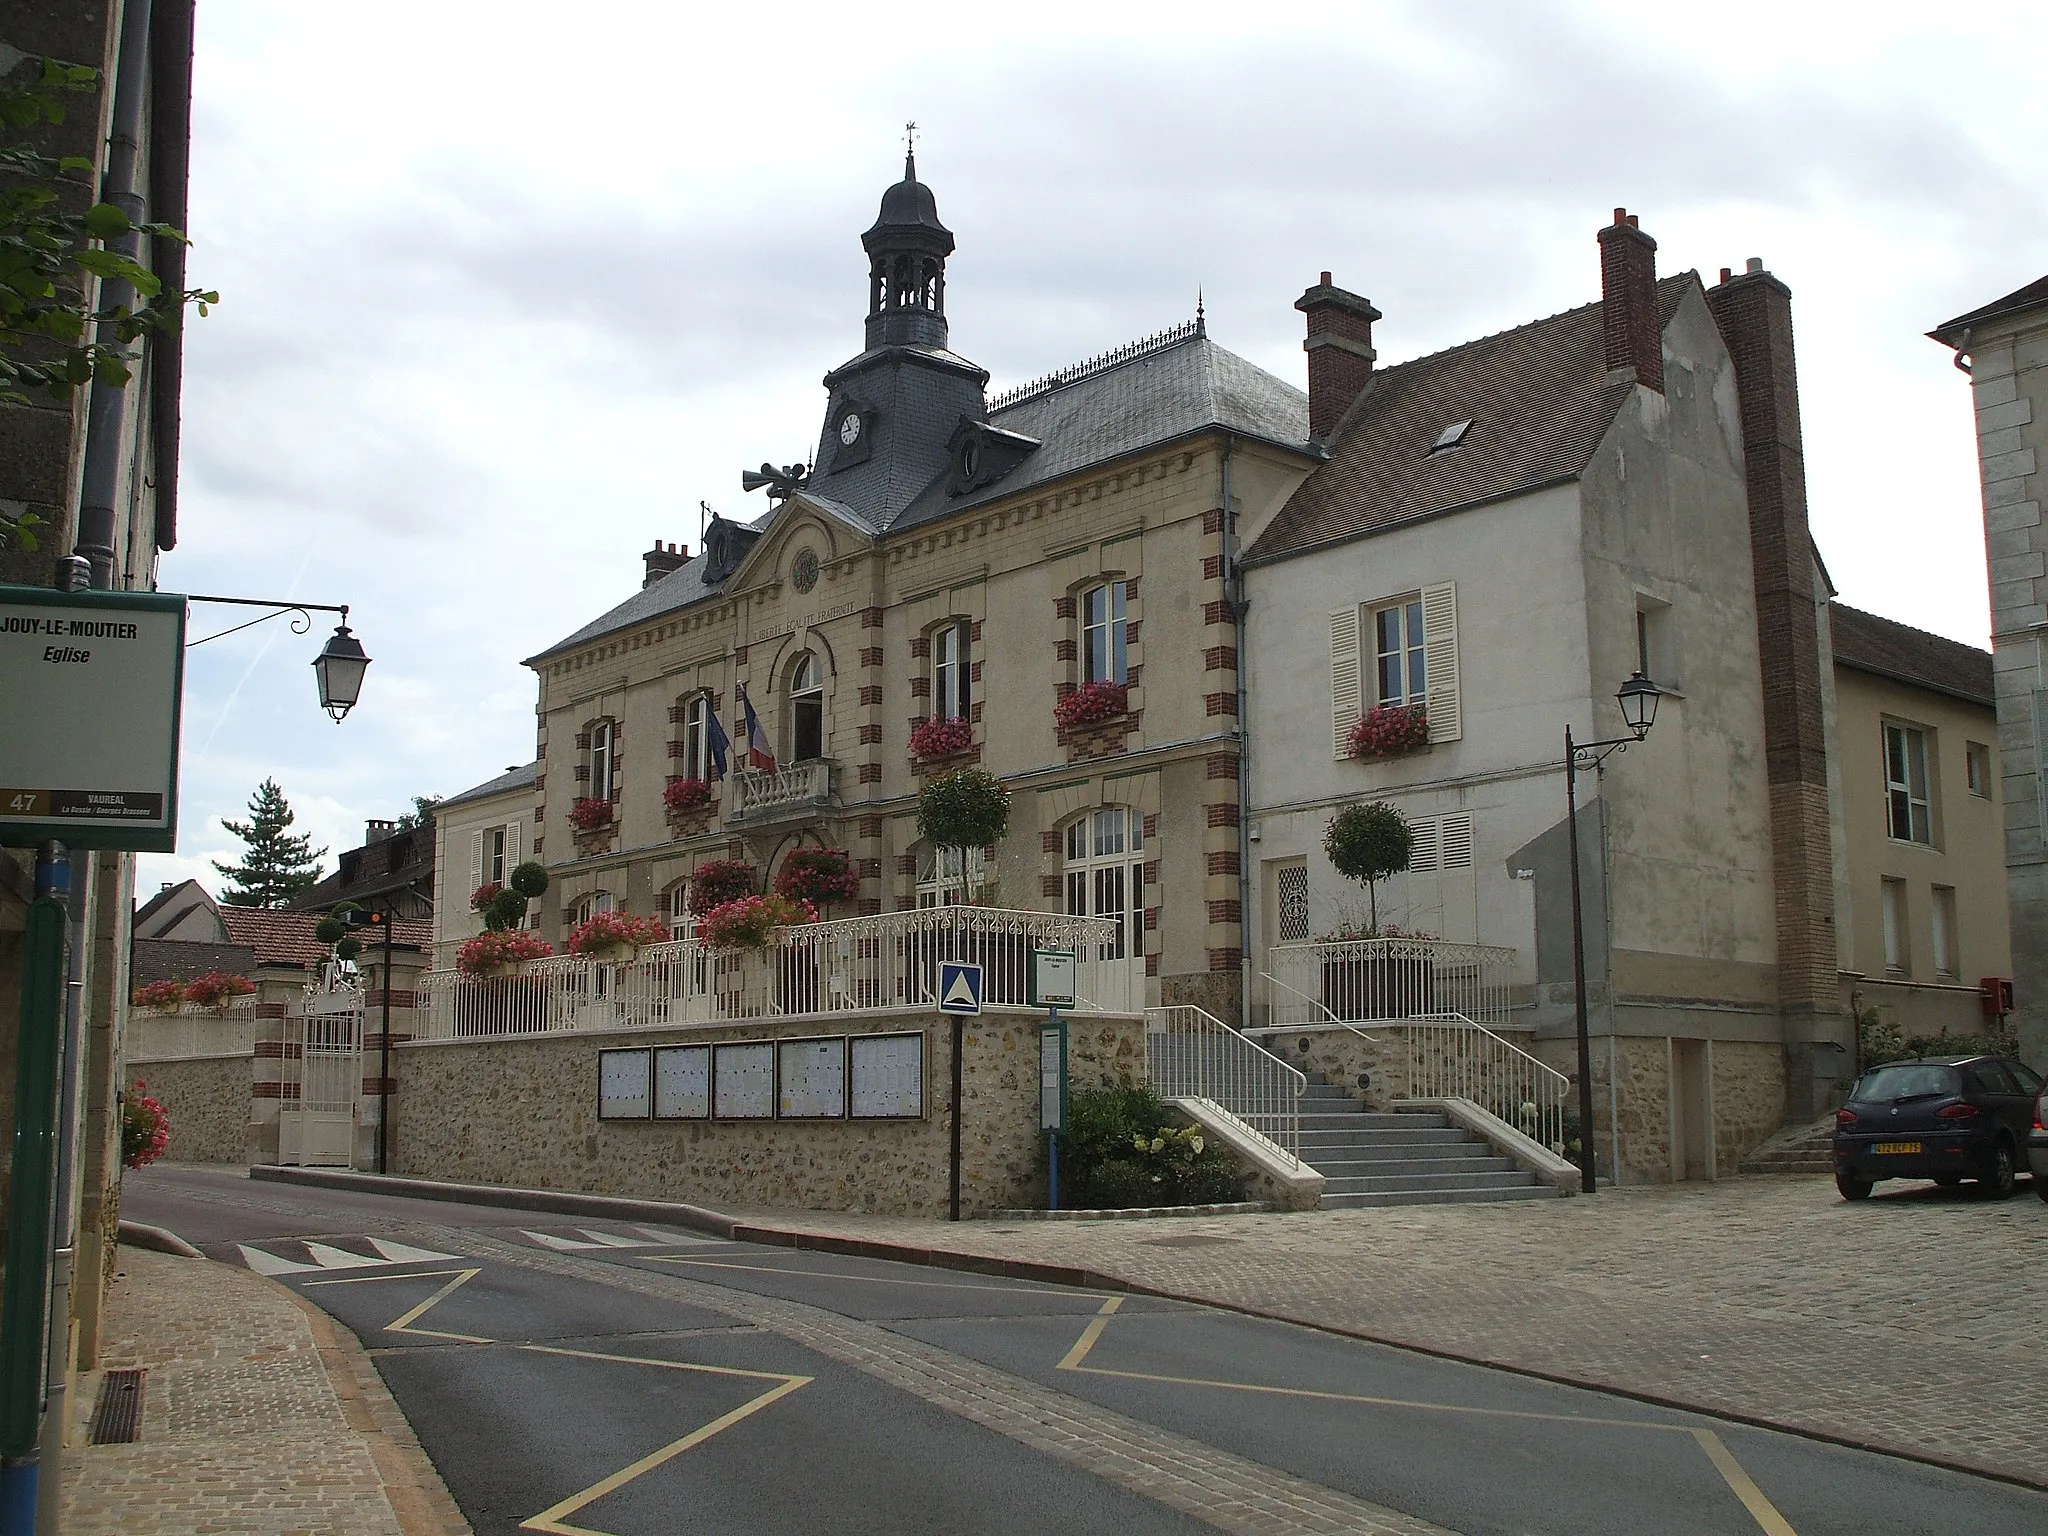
left=838, top=411, right=863, bottom=447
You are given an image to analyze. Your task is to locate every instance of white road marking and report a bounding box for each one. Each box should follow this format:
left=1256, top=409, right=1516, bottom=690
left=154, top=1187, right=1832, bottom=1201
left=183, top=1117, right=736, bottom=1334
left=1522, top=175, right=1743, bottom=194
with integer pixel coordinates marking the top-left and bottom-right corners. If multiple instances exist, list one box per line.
left=235, top=1237, right=461, bottom=1277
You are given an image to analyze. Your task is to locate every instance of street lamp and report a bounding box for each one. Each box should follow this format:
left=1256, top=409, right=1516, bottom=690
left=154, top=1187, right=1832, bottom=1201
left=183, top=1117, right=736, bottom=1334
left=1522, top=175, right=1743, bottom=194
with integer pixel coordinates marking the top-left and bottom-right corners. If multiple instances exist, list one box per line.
left=1565, top=670, right=1665, bottom=1195
left=313, top=622, right=372, bottom=723
left=186, top=596, right=371, bottom=722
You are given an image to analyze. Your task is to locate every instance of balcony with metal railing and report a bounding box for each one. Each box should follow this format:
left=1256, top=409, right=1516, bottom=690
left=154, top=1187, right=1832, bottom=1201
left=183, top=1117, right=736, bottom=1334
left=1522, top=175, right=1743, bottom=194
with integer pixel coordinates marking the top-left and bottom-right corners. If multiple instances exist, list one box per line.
left=1263, top=936, right=1516, bottom=1032
left=725, top=759, right=834, bottom=827
left=413, top=905, right=1140, bottom=1042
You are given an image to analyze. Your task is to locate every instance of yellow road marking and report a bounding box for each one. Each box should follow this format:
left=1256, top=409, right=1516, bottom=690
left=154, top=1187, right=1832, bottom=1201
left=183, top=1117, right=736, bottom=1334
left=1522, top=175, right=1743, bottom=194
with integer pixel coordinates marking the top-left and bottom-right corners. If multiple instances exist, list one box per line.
left=1060, top=1299, right=1800, bottom=1536
left=1695, top=1429, right=1800, bottom=1536
left=297, top=1265, right=493, bottom=1344
left=300, top=1266, right=473, bottom=1288
left=1057, top=1297, right=1124, bottom=1371
left=516, top=1348, right=810, bottom=1535
left=647, top=1255, right=1108, bottom=1300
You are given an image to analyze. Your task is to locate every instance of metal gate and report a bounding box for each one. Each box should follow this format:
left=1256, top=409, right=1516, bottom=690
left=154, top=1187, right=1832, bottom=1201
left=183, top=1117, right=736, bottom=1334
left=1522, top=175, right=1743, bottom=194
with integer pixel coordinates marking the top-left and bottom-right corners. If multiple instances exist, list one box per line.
left=279, top=987, right=363, bottom=1167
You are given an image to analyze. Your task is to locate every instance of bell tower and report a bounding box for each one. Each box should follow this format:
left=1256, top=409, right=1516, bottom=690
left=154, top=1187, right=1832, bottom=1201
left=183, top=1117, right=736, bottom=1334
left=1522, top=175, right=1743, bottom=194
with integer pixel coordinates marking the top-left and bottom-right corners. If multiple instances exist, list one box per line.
left=862, top=133, right=954, bottom=351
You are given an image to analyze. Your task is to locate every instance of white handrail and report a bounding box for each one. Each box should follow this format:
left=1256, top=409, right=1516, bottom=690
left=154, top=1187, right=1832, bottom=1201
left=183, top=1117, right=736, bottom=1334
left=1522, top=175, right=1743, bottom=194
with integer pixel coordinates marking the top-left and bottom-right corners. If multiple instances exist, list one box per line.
left=1397, top=1011, right=1570, bottom=1155
left=1266, top=936, right=1515, bottom=1031
left=1254, top=970, right=1380, bottom=1044
left=1146, top=1004, right=1305, bottom=1168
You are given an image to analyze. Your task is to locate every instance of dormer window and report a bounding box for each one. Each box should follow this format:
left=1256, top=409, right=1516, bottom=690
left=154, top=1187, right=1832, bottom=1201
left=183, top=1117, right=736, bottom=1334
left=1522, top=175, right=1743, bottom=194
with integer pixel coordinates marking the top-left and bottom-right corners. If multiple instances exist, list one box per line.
left=1428, top=419, right=1474, bottom=454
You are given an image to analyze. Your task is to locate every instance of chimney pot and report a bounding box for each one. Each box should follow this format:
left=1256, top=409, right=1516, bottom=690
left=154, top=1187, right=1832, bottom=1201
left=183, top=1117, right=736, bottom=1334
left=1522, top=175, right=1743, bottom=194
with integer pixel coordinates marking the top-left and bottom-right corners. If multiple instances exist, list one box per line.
left=1746, top=257, right=1763, bottom=275
left=1597, top=208, right=1663, bottom=394
left=1295, top=275, right=1383, bottom=440
left=643, top=539, right=690, bottom=589
left=1719, top=267, right=1733, bottom=284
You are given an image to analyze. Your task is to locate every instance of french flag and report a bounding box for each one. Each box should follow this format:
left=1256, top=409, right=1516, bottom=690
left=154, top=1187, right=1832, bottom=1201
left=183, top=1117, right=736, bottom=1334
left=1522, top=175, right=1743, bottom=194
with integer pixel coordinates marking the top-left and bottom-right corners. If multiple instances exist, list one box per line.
left=705, top=704, right=731, bottom=781
left=737, top=684, right=775, bottom=772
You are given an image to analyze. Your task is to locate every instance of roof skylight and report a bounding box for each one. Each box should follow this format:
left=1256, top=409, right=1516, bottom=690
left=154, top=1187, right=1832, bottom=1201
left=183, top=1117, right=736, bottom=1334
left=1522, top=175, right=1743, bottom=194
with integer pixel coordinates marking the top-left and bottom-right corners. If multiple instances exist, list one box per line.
left=1428, top=419, right=1474, bottom=454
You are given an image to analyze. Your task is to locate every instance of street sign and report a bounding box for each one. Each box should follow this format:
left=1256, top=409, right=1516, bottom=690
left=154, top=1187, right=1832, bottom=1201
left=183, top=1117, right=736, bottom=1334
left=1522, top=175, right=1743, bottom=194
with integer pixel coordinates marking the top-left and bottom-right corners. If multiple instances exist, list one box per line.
left=938, top=961, right=983, bottom=1015
left=0, top=584, right=185, bottom=852
left=1028, top=947, right=1076, bottom=1008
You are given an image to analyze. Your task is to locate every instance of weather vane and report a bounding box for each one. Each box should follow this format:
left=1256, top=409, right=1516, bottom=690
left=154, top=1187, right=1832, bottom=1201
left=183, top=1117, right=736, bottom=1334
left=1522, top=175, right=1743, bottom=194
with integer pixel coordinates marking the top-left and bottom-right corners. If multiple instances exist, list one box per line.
left=905, top=120, right=918, bottom=154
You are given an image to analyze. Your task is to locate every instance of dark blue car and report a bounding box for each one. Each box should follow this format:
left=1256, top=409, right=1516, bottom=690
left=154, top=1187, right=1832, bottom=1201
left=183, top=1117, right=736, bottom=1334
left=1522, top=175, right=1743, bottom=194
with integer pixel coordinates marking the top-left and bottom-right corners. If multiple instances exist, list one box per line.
left=1833, top=1055, right=2044, bottom=1200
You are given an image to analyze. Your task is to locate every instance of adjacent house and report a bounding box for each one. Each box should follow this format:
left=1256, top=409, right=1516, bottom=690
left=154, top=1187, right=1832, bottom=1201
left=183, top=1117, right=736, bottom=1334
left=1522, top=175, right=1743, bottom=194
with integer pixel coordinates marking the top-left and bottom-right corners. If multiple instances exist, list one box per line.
left=430, top=762, right=538, bottom=965
left=1930, top=276, right=2048, bottom=1069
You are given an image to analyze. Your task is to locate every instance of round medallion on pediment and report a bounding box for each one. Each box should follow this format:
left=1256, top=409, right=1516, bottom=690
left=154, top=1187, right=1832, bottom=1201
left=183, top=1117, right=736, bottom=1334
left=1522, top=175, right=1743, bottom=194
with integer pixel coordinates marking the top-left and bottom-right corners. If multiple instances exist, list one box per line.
left=791, top=547, right=820, bottom=594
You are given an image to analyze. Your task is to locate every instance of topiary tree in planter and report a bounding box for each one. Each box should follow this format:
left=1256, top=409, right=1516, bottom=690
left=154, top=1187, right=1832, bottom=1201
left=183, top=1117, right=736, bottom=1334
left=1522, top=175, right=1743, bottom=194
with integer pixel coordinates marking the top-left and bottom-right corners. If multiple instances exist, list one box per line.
left=916, top=767, right=1010, bottom=905
left=1323, top=801, right=1412, bottom=934
left=1321, top=802, right=1426, bottom=1020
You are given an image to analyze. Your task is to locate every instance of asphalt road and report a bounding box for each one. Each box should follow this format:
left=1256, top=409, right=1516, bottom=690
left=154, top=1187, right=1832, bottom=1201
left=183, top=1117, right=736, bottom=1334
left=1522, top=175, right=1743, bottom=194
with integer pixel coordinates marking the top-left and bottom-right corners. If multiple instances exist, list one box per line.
left=125, top=1165, right=2048, bottom=1536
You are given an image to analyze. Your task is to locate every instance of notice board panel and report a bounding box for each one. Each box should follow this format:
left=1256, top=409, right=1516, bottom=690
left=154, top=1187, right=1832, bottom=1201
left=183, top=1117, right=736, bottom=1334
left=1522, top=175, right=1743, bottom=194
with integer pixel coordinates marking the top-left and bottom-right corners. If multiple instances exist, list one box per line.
left=777, top=1036, right=846, bottom=1119
left=598, top=1048, right=651, bottom=1120
left=653, top=1045, right=711, bottom=1120
left=850, top=1032, right=924, bottom=1119
left=713, top=1041, right=774, bottom=1120
left=0, top=584, right=185, bottom=851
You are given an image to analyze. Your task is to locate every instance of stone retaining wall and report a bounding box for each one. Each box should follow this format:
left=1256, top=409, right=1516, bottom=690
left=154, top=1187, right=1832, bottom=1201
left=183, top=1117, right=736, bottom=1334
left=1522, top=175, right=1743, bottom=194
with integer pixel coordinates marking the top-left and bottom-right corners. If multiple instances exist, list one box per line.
left=388, top=1008, right=1147, bottom=1217
left=126, top=1053, right=249, bottom=1165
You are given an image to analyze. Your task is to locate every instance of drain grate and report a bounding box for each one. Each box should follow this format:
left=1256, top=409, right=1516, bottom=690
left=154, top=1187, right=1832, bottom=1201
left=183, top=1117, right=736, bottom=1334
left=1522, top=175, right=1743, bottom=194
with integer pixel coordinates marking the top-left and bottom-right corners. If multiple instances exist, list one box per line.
left=1138, top=1234, right=1241, bottom=1248
left=88, top=1368, right=146, bottom=1444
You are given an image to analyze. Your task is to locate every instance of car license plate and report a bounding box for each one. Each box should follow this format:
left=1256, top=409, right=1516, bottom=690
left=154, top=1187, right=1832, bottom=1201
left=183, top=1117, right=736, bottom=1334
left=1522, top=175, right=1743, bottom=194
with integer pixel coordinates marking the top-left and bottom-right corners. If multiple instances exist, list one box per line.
left=1872, top=1141, right=1922, bottom=1155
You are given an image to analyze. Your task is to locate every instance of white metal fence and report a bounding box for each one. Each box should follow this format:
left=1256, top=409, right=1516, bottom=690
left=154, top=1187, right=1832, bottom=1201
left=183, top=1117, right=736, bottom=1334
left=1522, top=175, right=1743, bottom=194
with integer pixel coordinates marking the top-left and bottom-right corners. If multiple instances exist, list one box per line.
left=1147, top=1004, right=1305, bottom=1168
left=1401, top=1012, right=1570, bottom=1154
left=415, top=906, right=1135, bottom=1042
left=1265, top=937, right=1514, bottom=1031
left=127, top=997, right=260, bottom=1059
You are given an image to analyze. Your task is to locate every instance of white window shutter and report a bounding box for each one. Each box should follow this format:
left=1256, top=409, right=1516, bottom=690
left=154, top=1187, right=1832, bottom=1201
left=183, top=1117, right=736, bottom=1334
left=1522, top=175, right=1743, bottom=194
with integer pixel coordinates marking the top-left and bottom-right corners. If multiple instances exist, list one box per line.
left=1439, top=812, right=1474, bottom=870
left=1421, top=582, right=1461, bottom=743
left=1330, top=606, right=1361, bottom=759
left=469, top=830, right=484, bottom=890
left=508, top=820, right=524, bottom=871
left=1408, top=816, right=1439, bottom=873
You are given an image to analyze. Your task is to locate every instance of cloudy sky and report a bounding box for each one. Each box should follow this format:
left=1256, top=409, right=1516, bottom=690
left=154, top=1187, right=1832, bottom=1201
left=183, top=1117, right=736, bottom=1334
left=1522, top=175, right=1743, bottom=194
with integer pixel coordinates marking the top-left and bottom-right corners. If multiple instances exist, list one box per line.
left=143, top=0, right=2048, bottom=897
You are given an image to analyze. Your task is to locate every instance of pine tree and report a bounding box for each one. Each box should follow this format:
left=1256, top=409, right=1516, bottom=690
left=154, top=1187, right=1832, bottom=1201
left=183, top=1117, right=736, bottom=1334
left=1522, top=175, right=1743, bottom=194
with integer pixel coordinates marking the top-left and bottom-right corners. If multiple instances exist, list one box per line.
left=213, top=779, right=326, bottom=908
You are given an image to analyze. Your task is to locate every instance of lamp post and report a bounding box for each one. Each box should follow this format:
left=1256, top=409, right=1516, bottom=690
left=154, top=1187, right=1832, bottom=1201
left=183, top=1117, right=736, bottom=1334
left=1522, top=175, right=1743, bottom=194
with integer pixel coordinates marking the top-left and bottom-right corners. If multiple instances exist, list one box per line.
left=1565, top=671, right=1663, bottom=1195
left=185, top=596, right=372, bottom=722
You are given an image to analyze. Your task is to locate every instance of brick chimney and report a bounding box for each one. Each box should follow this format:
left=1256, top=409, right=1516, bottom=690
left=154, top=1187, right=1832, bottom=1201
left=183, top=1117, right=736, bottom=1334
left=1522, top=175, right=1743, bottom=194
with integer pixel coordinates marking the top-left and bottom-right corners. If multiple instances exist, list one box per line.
left=1295, top=273, right=1381, bottom=441
left=643, top=539, right=689, bottom=589
left=364, top=818, right=396, bottom=844
left=1597, top=209, right=1663, bottom=393
left=1705, top=257, right=1841, bottom=1116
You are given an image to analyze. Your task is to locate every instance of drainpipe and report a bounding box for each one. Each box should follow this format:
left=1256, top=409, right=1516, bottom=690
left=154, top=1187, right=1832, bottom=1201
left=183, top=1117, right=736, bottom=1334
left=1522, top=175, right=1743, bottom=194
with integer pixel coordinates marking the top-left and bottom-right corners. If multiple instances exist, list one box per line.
left=72, top=0, right=156, bottom=588
left=1221, top=437, right=1254, bottom=1032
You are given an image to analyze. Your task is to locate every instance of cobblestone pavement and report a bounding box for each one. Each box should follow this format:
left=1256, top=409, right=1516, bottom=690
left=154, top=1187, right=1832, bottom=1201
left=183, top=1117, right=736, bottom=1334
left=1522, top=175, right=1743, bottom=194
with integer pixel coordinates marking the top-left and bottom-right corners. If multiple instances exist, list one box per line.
left=62, top=1245, right=469, bottom=1536
left=710, top=1175, right=2048, bottom=1489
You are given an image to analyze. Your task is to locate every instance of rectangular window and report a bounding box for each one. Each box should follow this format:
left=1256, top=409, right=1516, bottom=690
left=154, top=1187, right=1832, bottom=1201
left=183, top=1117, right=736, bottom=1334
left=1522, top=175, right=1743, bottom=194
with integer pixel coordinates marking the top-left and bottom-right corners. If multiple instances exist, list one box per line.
left=1966, top=741, right=1991, bottom=798
left=682, top=696, right=710, bottom=780
left=1082, top=583, right=1128, bottom=685
left=1931, top=886, right=1958, bottom=980
left=933, top=622, right=970, bottom=719
left=590, top=720, right=616, bottom=802
left=1883, top=723, right=1931, bottom=844
left=1373, top=598, right=1426, bottom=706
left=484, top=826, right=506, bottom=885
left=1274, top=862, right=1309, bottom=944
left=1881, top=878, right=1908, bottom=975
left=1634, top=596, right=1674, bottom=687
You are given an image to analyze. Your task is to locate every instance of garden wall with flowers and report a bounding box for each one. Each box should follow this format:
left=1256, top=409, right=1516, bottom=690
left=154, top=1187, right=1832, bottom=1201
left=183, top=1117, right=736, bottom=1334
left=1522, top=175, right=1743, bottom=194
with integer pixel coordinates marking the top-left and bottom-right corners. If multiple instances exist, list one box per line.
left=117, top=1056, right=248, bottom=1164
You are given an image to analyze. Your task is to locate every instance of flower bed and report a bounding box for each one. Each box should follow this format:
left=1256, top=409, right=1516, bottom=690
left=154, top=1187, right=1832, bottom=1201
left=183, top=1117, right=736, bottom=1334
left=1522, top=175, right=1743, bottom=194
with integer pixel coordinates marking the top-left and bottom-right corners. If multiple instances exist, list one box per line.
left=909, top=716, right=974, bottom=760
left=663, top=777, right=713, bottom=814
left=455, top=928, right=554, bottom=978
left=1054, top=680, right=1129, bottom=730
left=1346, top=702, right=1429, bottom=761
left=567, top=910, right=671, bottom=960
left=773, top=847, right=861, bottom=908
left=697, top=894, right=817, bottom=951
left=181, top=971, right=255, bottom=1011
left=131, top=978, right=185, bottom=1011
left=569, top=797, right=615, bottom=831
left=686, top=858, right=757, bottom=917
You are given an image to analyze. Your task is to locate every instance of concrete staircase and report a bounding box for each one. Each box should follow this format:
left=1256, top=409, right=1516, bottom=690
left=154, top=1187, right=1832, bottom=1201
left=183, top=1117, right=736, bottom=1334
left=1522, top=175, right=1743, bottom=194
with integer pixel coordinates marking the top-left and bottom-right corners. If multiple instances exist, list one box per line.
left=1296, top=1082, right=1555, bottom=1208
left=1736, top=1116, right=1836, bottom=1175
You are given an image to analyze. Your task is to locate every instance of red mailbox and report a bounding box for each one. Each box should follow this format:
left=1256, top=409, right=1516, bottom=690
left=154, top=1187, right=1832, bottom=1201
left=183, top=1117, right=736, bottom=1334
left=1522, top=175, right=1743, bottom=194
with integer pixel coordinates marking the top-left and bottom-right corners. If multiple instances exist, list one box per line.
left=1980, top=977, right=2015, bottom=1017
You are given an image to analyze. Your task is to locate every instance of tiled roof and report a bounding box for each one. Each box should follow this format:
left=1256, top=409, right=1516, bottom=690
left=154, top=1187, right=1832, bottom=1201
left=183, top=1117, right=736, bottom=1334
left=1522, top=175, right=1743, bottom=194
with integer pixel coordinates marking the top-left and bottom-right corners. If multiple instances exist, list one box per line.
left=219, top=908, right=432, bottom=967
left=1828, top=602, right=1993, bottom=707
left=1930, top=274, right=2048, bottom=346
left=440, top=761, right=538, bottom=811
left=1246, top=275, right=1696, bottom=563
left=130, top=939, right=256, bottom=987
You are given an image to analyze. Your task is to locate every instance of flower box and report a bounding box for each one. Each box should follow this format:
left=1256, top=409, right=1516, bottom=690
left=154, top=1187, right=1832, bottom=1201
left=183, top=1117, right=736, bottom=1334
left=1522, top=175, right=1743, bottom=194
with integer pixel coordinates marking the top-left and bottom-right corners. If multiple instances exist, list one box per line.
left=1054, top=680, right=1129, bottom=730
left=569, top=797, right=615, bottom=832
left=567, top=910, right=670, bottom=963
left=456, top=929, right=554, bottom=979
left=909, top=716, right=975, bottom=761
left=181, top=970, right=255, bottom=1013
left=1346, top=703, right=1430, bottom=763
left=131, top=979, right=185, bottom=1012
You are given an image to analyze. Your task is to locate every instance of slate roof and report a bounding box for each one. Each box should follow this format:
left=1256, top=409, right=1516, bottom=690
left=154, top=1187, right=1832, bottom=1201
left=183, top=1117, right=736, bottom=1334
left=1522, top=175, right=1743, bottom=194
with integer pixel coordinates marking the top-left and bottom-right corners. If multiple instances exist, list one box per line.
left=532, top=329, right=1309, bottom=660
left=1930, top=274, right=2048, bottom=346
left=130, top=938, right=256, bottom=986
left=440, top=761, right=538, bottom=811
left=1247, top=275, right=1696, bottom=563
left=1828, top=602, right=1994, bottom=707
left=218, top=908, right=432, bottom=967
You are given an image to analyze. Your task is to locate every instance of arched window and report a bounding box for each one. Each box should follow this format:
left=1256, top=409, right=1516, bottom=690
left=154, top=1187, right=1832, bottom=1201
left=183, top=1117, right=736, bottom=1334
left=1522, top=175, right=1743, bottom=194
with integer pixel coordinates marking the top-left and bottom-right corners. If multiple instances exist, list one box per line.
left=588, top=719, right=616, bottom=802
left=1080, top=583, right=1127, bottom=685
left=917, top=845, right=990, bottom=908
left=932, top=621, right=970, bottom=721
left=788, top=652, right=824, bottom=762
left=1063, top=807, right=1144, bottom=960
left=572, top=890, right=615, bottom=926
left=664, top=881, right=693, bottom=941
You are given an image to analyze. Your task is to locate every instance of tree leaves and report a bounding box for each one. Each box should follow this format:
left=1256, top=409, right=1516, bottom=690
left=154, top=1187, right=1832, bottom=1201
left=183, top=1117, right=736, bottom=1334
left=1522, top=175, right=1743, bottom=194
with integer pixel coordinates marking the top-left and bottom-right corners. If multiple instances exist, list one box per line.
left=213, top=778, right=328, bottom=908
